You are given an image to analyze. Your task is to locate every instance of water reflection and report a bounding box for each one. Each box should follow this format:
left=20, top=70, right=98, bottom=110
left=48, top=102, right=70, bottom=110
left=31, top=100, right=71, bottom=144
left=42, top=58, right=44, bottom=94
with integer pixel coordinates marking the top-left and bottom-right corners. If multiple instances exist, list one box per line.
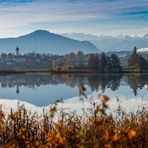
left=0, top=73, right=147, bottom=96
left=87, top=74, right=122, bottom=92
left=127, top=74, right=148, bottom=96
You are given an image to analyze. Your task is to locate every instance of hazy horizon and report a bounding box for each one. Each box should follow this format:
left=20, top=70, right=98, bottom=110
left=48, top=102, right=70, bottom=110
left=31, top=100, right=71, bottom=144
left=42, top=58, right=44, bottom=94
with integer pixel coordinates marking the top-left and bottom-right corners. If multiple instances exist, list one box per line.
left=0, top=29, right=147, bottom=39
left=0, top=0, right=148, bottom=38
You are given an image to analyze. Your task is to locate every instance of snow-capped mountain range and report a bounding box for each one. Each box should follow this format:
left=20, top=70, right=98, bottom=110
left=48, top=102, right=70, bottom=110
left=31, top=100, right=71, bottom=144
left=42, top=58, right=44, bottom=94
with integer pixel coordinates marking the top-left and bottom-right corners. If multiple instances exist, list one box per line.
left=137, top=48, right=148, bottom=53
left=63, top=33, right=148, bottom=52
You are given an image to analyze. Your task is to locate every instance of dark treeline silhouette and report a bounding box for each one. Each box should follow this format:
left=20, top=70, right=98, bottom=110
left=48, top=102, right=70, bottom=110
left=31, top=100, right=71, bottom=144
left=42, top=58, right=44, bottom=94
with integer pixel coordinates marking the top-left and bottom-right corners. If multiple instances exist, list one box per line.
left=88, top=52, right=122, bottom=72
left=0, top=46, right=148, bottom=72
left=0, top=73, right=147, bottom=96
left=52, top=47, right=148, bottom=72
left=52, top=51, right=122, bottom=72
left=0, top=49, right=122, bottom=73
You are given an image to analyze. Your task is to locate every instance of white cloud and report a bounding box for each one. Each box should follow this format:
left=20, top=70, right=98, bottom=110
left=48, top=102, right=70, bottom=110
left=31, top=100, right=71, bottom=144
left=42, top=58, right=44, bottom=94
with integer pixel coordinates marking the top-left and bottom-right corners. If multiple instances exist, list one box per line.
left=0, top=0, right=148, bottom=37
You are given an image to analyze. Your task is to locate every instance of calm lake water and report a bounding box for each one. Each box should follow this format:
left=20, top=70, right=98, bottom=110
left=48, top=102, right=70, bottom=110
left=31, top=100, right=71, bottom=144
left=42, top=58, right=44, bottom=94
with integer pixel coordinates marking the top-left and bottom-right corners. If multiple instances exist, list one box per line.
left=0, top=73, right=147, bottom=106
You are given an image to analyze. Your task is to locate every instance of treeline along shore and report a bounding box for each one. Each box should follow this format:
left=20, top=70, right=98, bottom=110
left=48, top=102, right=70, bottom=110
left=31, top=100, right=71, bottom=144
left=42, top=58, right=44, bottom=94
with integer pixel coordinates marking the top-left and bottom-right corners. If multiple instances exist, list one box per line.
left=0, top=46, right=148, bottom=74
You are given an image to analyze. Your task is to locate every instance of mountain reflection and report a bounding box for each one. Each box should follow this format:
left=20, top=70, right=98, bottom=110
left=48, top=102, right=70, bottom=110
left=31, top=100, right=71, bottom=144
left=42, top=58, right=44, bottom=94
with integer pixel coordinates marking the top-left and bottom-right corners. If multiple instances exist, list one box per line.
left=0, top=73, right=147, bottom=96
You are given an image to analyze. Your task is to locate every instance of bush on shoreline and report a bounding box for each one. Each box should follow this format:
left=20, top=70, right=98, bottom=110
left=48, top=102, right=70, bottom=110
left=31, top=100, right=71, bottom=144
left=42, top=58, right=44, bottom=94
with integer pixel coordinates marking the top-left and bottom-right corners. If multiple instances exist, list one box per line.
left=0, top=95, right=148, bottom=148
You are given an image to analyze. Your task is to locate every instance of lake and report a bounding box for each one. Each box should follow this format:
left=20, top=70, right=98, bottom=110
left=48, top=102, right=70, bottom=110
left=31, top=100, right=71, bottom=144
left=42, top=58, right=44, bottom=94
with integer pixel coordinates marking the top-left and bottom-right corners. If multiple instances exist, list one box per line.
left=0, top=73, right=147, bottom=106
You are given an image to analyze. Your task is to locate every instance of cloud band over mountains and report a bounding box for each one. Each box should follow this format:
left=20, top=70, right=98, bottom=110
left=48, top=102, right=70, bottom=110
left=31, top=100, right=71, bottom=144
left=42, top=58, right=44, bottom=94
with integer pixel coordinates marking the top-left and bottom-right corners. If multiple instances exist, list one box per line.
left=0, top=0, right=148, bottom=37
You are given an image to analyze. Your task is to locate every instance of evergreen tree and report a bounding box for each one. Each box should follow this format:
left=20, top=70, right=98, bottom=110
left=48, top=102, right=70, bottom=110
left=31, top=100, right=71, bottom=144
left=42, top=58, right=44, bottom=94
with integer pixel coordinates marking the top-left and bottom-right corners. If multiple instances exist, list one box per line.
left=106, top=56, right=112, bottom=71
left=94, top=54, right=99, bottom=70
left=88, top=54, right=99, bottom=70
left=128, top=47, right=139, bottom=69
left=133, top=46, right=137, bottom=54
left=88, top=54, right=95, bottom=70
left=100, top=52, right=107, bottom=72
left=110, top=54, right=122, bottom=72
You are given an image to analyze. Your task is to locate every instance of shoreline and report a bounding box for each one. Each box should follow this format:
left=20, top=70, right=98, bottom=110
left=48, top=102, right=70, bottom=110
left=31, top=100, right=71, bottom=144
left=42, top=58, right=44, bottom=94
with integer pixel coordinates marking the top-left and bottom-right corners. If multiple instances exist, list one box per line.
left=0, top=69, right=147, bottom=75
left=0, top=69, right=50, bottom=75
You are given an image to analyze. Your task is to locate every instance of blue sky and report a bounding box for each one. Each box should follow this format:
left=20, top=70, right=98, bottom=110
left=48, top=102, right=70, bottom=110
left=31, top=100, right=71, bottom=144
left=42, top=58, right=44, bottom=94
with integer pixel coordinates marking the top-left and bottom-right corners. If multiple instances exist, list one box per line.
left=0, top=0, right=148, bottom=37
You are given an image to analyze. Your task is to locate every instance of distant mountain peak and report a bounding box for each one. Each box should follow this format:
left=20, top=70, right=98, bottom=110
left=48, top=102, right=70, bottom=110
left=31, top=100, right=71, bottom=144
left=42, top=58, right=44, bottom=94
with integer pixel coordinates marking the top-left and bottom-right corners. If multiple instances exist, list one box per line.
left=17, top=29, right=52, bottom=39
left=32, top=29, right=50, bottom=34
left=0, top=30, right=99, bottom=54
left=23, top=29, right=51, bottom=37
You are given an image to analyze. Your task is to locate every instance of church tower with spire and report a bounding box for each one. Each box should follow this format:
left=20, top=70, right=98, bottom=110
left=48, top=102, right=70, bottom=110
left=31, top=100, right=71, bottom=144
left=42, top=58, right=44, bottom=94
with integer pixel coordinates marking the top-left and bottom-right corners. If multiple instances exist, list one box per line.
left=16, top=46, right=19, bottom=56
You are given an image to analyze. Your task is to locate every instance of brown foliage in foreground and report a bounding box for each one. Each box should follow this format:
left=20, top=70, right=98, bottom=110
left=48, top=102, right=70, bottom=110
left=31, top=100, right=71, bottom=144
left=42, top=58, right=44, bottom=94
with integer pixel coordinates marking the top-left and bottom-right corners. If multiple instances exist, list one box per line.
left=0, top=95, right=148, bottom=148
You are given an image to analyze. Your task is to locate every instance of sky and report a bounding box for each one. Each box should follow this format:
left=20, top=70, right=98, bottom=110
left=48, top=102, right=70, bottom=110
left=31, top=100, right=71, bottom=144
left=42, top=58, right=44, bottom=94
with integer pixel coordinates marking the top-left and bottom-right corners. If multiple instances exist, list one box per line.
left=0, top=0, right=148, bottom=38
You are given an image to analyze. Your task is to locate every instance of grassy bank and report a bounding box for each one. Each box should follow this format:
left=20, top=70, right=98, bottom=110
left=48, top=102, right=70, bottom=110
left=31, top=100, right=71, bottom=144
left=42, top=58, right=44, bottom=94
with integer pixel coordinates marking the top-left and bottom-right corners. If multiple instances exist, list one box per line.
left=0, top=95, right=148, bottom=148
left=0, top=67, right=147, bottom=75
left=50, top=67, right=148, bottom=74
left=0, top=68, right=50, bottom=75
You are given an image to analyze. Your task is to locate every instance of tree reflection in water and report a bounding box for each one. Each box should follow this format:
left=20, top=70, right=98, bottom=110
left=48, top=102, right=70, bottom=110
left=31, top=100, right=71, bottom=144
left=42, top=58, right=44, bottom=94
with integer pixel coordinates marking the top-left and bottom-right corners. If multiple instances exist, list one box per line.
left=0, top=73, right=147, bottom=96
left=127, top=74, right=148, bottom=96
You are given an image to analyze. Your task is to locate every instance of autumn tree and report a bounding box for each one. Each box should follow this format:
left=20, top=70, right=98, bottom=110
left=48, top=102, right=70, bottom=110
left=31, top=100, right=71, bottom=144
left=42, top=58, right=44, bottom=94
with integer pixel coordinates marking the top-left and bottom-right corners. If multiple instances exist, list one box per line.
left=128, top=47, right=148, bottom=71
left=65, top=52, right=76, bottom=67
left=1, top=53, right=7, bottom=63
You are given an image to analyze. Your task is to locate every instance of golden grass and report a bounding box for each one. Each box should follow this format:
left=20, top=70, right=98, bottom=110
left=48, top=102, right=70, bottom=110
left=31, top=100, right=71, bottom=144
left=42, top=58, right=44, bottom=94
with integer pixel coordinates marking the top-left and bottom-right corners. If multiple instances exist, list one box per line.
left=0, top=95, right=148, bottom=148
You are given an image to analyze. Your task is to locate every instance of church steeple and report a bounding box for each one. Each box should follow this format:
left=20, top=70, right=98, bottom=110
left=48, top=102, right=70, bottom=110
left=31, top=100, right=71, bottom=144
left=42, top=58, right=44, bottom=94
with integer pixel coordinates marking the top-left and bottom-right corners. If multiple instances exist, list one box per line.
left=16, top=46, right=19, bottom=55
